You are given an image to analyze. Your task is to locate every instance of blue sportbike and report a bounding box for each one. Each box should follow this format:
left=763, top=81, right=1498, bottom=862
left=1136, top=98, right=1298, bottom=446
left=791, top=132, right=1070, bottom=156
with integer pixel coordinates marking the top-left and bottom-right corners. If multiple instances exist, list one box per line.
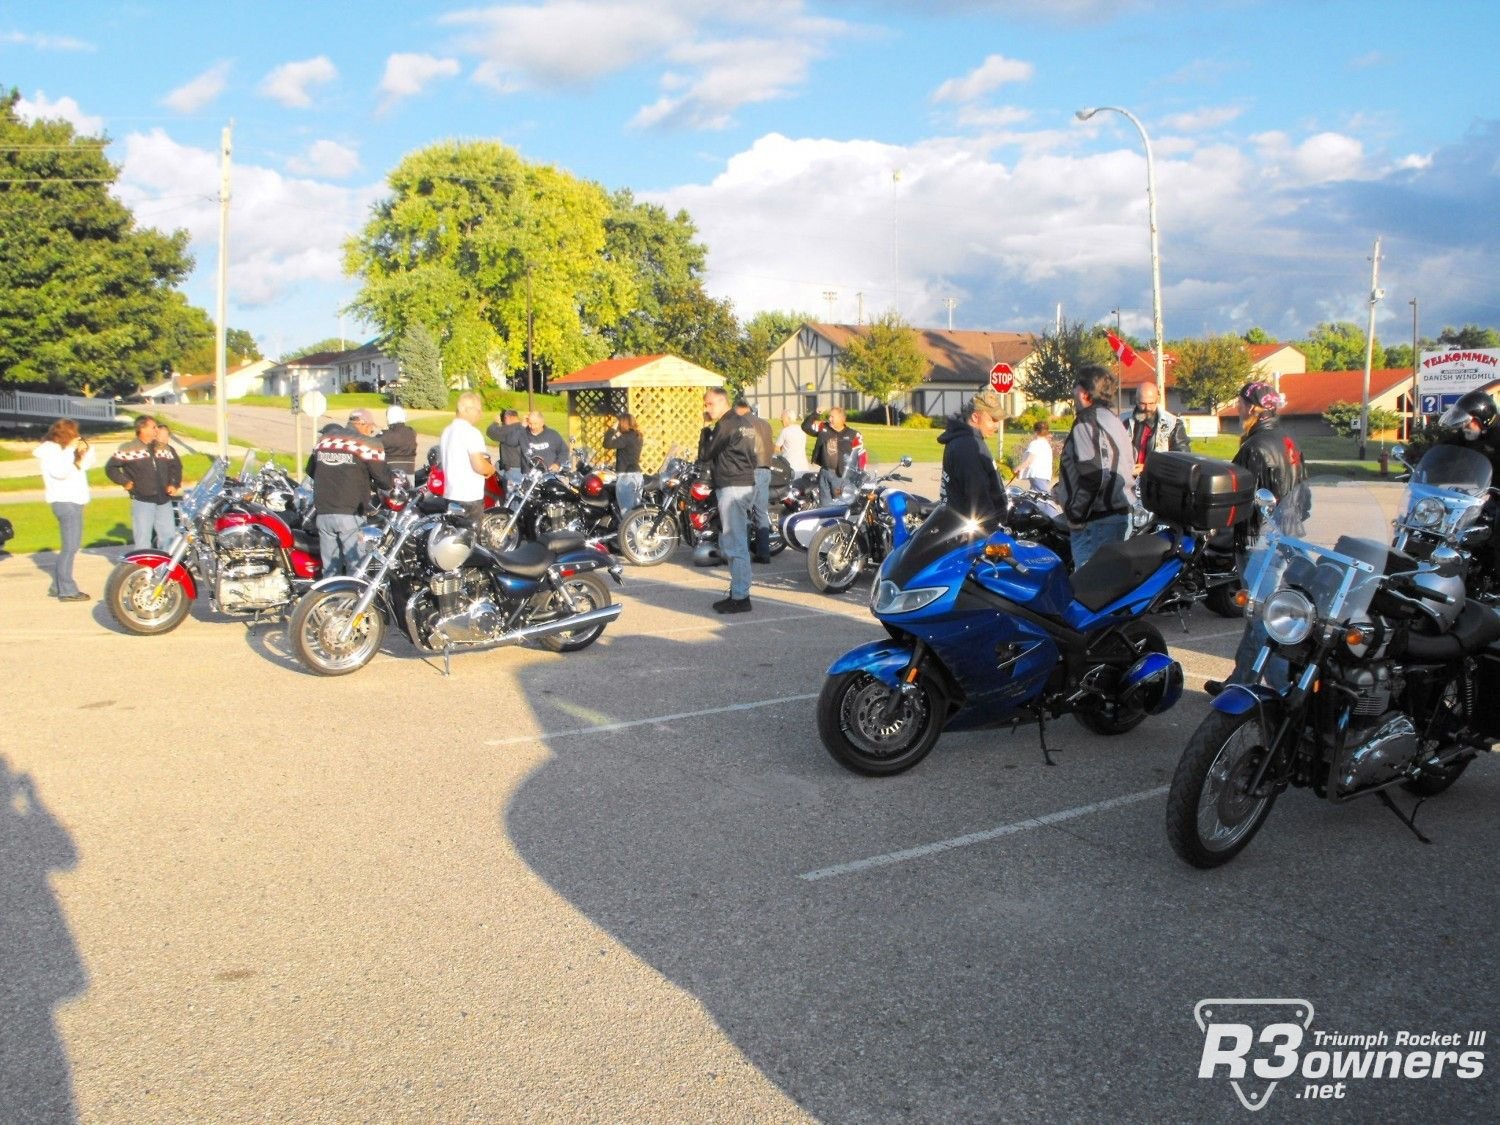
left=818, top=505, right=1190, bottom=775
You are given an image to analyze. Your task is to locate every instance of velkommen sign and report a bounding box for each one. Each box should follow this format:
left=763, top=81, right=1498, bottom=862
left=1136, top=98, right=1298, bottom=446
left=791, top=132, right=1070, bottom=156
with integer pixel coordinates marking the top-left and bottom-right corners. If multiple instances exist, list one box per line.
left=1417, top=348, right=1500, bottom=415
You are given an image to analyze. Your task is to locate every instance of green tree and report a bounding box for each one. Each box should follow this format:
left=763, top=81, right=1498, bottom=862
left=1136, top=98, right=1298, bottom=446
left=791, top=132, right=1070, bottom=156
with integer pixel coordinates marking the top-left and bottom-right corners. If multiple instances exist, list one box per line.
left=227, top=328, right=262, bottom=362
left=839, top=312, right=928, bottom=423
left=1324, top=400, right=1401, bottom=440
left=1173, top=334, right=1253, bottom=413
left=155, top=294, right=261, bottom=372
left=1298, top=321, right=1372, bottom=372
left=653, top=286, right=753, bottom=390
left=600, top=189, right=708, bottom=357
left=395, top=323, right=447, bottom=409
left=1383, top=343, right=1415, bottom=369
left=346, top=141, right=635, bottom=389
left=1436, top=324, right=1500, bottom=349
left=1022, top=319, right=1110, bottom=407
left=0, top=89, right=192, bottom=395
left=1243, top=326, right=1273, bottom=345
left=282, top=337, right=356, bottom=362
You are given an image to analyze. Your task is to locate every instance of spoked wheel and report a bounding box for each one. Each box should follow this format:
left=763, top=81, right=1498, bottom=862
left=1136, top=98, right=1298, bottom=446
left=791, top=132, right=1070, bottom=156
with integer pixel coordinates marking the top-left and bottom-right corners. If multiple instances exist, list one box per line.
left=817, top=670, right=944, bottom=776
left=618, top=507, right=680, bottom=566
left=808, top=521, right=865, bottom=593
left=105, top=560, right=192, bottom=635
left=1404, top=675, right=1472, bottom=796
left=1073, top=620, right=1168, bottom=735
left=768, top=508, right=788, bottom=557
left=537, top=574, right=613, bottom=653
left=1165, top=709, right=1279, bottom=868
left=289, top=587, right=385, bottom=676
left=479, top=510, right=521, bottom=553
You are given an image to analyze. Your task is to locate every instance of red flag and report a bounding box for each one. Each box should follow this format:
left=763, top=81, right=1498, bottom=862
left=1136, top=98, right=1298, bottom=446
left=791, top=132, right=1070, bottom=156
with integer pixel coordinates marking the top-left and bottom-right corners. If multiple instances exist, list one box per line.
left=1107, top=332, right=1138, bottom=367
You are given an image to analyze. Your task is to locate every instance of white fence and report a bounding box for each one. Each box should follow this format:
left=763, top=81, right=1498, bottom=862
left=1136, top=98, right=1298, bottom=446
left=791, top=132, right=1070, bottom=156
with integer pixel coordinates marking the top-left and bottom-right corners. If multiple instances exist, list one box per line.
left=0, top=388, right=118, bottom=423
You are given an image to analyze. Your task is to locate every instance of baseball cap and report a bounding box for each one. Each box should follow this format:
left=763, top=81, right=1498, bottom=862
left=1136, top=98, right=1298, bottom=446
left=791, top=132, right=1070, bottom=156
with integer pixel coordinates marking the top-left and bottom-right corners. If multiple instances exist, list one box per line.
left=970, top=388, right=1007, bottom=420
left=348, top=408, right=376, bottom=426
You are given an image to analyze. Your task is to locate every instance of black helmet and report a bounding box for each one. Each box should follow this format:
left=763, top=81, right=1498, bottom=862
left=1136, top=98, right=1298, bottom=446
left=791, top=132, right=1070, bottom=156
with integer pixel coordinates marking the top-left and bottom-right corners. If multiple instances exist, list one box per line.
left=1438, top=389, right=1498, bottom=434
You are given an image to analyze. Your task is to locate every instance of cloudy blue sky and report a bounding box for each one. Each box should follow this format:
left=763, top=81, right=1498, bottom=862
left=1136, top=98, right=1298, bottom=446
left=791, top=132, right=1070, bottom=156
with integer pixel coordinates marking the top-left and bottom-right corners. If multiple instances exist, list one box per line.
left=5, top=0, right=1499, bottom=361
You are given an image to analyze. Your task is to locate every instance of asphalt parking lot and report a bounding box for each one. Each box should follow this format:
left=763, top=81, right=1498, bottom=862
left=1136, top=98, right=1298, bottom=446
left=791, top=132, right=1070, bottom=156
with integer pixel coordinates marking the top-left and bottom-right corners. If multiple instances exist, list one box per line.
left=2, top=533, right=1496, bottom=1123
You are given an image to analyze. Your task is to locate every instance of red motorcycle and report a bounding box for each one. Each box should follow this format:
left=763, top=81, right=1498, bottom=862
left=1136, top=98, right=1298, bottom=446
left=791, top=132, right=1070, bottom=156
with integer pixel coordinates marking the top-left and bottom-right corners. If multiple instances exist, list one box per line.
left=105, top=454, right=336, bottom=635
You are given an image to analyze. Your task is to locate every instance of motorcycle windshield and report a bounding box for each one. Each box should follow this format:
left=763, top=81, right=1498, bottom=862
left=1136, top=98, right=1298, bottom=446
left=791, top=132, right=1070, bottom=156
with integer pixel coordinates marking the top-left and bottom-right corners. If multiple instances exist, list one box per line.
left=1411, top=444, right=1492, bottom=491
left=180, top=458, right=228, bottom=522
left=881, top=504, right=984, bottom=588
left=1243, top=478, right=1397, bottom=626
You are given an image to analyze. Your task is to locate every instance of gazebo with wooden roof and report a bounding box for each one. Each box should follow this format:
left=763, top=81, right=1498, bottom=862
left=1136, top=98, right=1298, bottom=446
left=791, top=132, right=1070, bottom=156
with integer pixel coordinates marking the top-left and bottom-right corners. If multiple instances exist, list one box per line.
left=549, top=354, right=725, bottom=470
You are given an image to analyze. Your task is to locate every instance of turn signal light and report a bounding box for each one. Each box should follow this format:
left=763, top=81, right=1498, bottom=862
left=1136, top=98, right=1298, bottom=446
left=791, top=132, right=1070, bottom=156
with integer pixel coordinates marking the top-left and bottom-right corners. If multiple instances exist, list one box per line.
left=1345, top=625, right=1371, bottom=646
left=1232, top=588, right=1250, bottom=607
left=983, top=543, right=1013, bottom=560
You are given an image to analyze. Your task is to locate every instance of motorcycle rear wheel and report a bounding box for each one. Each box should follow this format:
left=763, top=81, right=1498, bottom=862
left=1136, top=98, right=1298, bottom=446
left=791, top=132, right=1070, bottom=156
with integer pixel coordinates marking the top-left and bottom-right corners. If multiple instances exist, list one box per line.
left=1073, top=620, right=1167, bottom=736
left=289, top=588, right=385, bottom=676
left=479, top=510, right=521, bottom=553
left=105, top=559, right=192, bottom=635
left=1403, top=675, right=1472, bottom=795
left=618, top=507, right=679, bottom=566
left=809, top=521, right=865, bottom=593
left=1204, top=583, right=1245, bottom=618
left=818, top=670, right=943, bottom=776
left=537, top=574, right=613, bottom=653
left=1165, top=709, right=1279, bottom=868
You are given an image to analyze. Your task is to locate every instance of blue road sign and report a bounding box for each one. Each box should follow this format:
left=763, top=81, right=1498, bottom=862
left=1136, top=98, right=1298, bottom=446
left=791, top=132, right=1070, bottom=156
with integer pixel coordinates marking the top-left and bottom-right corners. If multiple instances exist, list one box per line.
left=1420, top=393, right=1461, bottom=415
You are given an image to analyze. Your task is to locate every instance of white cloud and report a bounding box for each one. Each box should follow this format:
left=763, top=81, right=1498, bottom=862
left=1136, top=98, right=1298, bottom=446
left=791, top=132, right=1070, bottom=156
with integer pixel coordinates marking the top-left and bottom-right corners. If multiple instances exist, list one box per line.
left=163, top=62, right=232, bottom=113
left=14, top=91, right=103, bottom=134
left=286, top=140, right=361, bottom=178
left=931, top=55, right=1034, bottom=104
left=0, top=30, right=93, bottom=51
left=632, top=35, right=825, bottom=131
left=378, top=53, right=461, bottom=110
left=953, top=105, right=1032, bottom=130
left=1160, top=105, right=1243, bottom=133
left=115, top=129, right=383, bottom=308
left=1255, top=130, right=1368, bottom=185
left=259, top=56, right=338, bottom=109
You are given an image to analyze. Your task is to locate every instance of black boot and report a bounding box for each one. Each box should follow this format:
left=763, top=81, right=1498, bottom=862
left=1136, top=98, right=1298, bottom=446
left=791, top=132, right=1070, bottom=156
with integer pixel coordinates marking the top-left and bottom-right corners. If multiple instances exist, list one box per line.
left=753, top=526, right=771, bottom=564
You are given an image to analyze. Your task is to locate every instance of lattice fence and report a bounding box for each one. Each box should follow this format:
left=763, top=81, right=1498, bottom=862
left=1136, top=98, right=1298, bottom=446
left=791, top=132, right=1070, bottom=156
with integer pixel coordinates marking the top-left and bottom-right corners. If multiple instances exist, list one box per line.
left=567, top=386, right=710, bottom=471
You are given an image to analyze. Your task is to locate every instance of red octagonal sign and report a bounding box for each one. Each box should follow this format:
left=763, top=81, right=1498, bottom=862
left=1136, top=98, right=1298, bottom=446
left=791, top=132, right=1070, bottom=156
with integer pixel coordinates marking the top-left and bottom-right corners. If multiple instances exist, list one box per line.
left=989, top=362, right=1014, bottom=393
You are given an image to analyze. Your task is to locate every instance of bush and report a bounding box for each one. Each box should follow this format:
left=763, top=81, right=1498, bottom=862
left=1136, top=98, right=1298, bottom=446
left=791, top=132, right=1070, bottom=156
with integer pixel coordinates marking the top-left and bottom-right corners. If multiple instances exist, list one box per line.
left=900, top=413, right=937, bottom=428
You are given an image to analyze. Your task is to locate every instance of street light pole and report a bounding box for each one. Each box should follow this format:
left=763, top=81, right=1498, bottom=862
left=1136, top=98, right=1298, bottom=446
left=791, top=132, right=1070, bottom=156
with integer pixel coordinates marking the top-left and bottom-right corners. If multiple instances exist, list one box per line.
left=1075, top=106, right=1166, bottom=404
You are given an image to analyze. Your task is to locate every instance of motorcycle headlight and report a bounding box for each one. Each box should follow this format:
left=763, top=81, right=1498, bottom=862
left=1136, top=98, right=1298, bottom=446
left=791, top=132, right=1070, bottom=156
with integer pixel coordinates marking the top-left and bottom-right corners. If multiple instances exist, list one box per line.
left=1261, top=588, right=1314, bottom=645
left=871, top=580, right=947, bottom=616
left=1409, top=497, right=1445, bottom=529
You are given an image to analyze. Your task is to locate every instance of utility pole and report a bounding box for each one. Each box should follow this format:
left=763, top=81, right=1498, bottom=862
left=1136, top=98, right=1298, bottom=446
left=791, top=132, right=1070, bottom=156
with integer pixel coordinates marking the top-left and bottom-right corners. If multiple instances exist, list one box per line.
left=942, top=296, right=958, bottom=330
left=214, top=121, right=232, bottom=458
left=891, top=170, right=901, bottom=317
left=1408, top=298, right=1419, bottom=440
left=525, top=266, right=535, bottom=414
left=1359, top=236, right=1384, bottom=460
left=855, top=292, right=864, bottom=325
left=822, top=290, right=838, bottom=323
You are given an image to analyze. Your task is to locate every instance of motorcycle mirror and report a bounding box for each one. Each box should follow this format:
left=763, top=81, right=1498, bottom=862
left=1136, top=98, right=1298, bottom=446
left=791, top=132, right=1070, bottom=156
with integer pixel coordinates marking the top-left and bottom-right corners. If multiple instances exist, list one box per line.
left=899, top=455, right=913, bottom=467
left=1429, top=545, right=1463, bottom=578
left=1390, top=444, right=1408, bottom=466
left=1253, top=487, right=1277, bottom=514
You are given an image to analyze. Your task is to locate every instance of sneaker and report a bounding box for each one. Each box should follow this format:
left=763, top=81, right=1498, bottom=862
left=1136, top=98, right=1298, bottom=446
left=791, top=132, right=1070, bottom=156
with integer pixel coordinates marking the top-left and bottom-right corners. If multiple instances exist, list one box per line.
left=59, top=592, right=92, bottom=602
left=713, top=596, right=752, bottom=614
left=752, top=555, right=772, bottom=565
left=1203, top=679, right=1225, bottom=697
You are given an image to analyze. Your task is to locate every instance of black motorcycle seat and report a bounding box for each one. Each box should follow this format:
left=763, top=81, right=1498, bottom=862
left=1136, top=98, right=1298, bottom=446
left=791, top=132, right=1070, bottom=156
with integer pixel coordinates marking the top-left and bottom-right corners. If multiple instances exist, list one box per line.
left=1070, top=534, right=1174, bottom=612
left=539, top=530, right=587, bottom=552
left=1404, top=599, right=1500, bottom=660
left=493, top=540, right=553, bottom=578
left=907, top=494, right=938, bottom=519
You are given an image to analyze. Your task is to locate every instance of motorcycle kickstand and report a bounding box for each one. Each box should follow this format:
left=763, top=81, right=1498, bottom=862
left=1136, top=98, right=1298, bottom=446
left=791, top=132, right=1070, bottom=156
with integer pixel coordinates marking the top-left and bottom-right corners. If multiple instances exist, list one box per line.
left=1013, top=708, right=1057, bottom=766
left=442, top=642, right=453, bottom=678
left=1376, top=789, right=1431, bottom=844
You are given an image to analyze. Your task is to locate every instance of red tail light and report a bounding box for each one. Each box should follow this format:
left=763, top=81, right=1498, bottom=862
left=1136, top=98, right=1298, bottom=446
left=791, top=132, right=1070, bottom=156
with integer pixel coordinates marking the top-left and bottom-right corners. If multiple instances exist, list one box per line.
left=689, top=481, right=712, bottom=502
left=583, top=473, right=605, bottom=498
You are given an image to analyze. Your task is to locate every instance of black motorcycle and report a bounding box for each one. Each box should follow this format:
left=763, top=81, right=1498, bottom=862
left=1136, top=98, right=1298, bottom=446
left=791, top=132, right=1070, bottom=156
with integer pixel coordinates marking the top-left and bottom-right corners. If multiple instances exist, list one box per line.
left=476, top=452, right=622, bottom=554
left=806, top=459, right=930, bottom=593
left=1165, top=478, right=1500, bottom=867
left=288, top=495, right=624, bottom=676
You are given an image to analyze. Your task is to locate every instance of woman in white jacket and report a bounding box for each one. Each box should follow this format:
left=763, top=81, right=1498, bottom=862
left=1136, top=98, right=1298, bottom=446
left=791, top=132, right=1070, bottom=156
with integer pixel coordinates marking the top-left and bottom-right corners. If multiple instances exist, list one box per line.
left=33, top=418, right=95, bottom=601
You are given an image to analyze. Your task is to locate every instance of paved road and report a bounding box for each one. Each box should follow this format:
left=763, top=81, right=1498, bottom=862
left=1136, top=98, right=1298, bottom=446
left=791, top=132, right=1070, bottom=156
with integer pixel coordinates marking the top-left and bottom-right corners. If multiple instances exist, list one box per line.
left=2, top=510, right=1496, bottom=1121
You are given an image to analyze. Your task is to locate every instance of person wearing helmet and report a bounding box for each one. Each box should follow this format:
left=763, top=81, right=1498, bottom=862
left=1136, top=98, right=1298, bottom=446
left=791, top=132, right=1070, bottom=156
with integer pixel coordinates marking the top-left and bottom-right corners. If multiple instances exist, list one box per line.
left=1439, top=388, right=1500, bottom=592
left=1204, top=380, right=1308, bottom=697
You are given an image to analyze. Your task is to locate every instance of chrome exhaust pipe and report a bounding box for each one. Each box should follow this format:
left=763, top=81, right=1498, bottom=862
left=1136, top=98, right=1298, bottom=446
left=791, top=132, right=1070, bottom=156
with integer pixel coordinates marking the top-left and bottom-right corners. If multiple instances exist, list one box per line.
left=494, top=603, right=622, bottom=645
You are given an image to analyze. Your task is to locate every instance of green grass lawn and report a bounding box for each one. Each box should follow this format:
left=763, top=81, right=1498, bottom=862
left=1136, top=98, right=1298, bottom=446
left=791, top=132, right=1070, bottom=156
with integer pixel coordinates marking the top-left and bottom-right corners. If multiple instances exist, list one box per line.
left=2, top=497, right=135, bottom=554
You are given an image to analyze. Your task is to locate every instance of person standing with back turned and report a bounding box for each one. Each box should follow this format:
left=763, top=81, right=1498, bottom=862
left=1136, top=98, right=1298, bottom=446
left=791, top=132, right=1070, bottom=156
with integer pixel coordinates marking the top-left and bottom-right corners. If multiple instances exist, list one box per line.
left=702, top=388, right=758, bottom=613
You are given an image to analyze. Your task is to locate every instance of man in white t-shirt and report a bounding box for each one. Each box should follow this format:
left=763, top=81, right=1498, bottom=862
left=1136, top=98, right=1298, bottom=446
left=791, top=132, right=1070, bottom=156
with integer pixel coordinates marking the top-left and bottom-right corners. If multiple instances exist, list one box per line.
left=439, top=391, right=496, bottom=523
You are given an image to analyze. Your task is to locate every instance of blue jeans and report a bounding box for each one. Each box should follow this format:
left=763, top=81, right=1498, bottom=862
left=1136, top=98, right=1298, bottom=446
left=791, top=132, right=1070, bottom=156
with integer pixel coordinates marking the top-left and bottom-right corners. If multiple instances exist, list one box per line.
left=1070, top=513, right=1130, bottom=569
left=615, top=472, right=643, bottom=515
left=50, top=502, right=84, bottom=596
left=1025, top=477, right=1051, bottom=494
left=751, top=467, right=771, bottom=533
left=716, top=485, right=754, bottom=600
left=817, top=468, right=847, bottom=504
left=318, top=513, right=364, bottom=576
left=132, top=498, right=177, bottom=550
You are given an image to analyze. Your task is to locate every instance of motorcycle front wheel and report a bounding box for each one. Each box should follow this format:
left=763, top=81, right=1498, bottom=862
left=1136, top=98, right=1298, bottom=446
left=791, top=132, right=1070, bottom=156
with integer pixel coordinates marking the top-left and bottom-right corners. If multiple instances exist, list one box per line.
left=1204, top=583, right=1245, bottom=618
left=289, top=588, right=385, bottom=676
left=479, top=510, right=521, bottom=553
left=105, top=559, right=193, bottom=635
left=818, top=670, right=943, bottom=776
left=537, top=574, right=613, bottom=653
left=1165, top=709, right=1279, bottom=868
left=618, top=507, right=679, bottom=566
left=808, top=521, right=865, bottom=593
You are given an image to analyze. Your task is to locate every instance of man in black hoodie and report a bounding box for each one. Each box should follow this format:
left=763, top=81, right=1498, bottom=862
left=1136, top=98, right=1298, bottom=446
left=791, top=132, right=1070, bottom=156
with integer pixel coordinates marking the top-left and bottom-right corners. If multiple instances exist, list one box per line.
left=938, top=389, right=1009, bottom=528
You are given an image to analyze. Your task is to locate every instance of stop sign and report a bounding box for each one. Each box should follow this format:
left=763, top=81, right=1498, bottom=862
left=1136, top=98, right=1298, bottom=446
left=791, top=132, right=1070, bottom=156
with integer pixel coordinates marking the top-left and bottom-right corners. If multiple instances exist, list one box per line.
left=988, top=362, right=1014, bottom=393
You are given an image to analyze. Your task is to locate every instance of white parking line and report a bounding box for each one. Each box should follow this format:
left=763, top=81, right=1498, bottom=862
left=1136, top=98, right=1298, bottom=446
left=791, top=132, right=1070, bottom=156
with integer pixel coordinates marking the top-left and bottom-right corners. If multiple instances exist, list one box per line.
left=485, top=692, right=821, bottom=746
left=797, top=785, right=1170, bottom=881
